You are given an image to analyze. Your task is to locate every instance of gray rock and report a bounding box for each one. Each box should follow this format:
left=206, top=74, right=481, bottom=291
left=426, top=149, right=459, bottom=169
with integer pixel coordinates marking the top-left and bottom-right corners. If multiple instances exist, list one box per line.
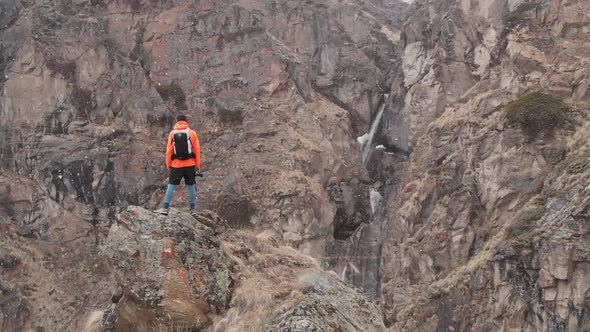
left=0, top=282, right=29, bottom=331
left=0, top=0, right=17, bottom=29
left=0, top=248, right=18, bottom=270
left=269, top=273, right=385, bottom=332
left=99, top=206, right=231, bottom=329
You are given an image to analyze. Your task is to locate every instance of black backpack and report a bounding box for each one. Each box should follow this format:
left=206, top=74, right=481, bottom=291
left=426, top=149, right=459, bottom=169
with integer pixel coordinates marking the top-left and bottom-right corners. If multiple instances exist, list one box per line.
left=172, top=129, right=195, bottom=160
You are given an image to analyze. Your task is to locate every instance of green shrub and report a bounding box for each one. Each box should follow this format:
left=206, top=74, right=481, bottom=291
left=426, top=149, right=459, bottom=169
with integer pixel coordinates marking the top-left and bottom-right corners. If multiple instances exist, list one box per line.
left=215, top=194, right=255, bottom=228
left=518, top=206, right=545, bottom=222
left=71, top=86, right=95, bottom=118
left=219, top=109, right=244, bottom=125
left=505, top=92, right=568, bottom=137
left=156, top=82, right=187, bottom=111
left=427, top=166, right=443, bottom=176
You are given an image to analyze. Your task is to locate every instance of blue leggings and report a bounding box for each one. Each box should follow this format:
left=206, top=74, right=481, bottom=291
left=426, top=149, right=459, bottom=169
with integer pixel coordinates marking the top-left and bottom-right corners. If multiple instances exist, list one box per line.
left=163, top=184, right=196, bottom=209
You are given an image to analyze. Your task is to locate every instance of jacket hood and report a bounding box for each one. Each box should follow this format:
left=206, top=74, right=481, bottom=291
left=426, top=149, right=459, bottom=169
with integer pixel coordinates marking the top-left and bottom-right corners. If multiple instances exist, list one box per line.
left=174, top=121, right=189, bottom=130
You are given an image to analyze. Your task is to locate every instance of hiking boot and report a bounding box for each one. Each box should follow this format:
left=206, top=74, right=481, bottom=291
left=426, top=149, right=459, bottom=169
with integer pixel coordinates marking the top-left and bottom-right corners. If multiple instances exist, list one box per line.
left=190, top=209, right=198, bottom=217
left=155, top=208, right=169, bottom=216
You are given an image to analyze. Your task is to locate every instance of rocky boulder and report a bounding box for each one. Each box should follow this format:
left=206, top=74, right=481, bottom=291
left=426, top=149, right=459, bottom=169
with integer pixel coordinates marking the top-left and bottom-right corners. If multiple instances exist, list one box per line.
left=87, top=206, right=384, bottom=331
left=97, top=206, right=231, bottom=330
left=269, top=273, right=385, bottom=332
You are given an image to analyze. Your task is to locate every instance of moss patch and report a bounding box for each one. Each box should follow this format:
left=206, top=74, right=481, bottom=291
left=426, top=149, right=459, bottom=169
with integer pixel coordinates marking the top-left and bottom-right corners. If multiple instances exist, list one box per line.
left=45, top=58, right=77, bottom=82
left=507, top=205, right=545, bottom=238
left=505, top=92, right=569, bottom=137
left=427, top=166, right=443, bottom=176
left=518, top=206, right=545, bottom=222
left=71, top=87, right=96, bottom=119
left=212, top=254, right=233, bottom=309
left=215, top=194, right=255, bottom=228
left=156, top=82, right=187, bottom=111
left=567, top=158, right=590, bottom=174
left=219, top=109, right=244, bottom=125
left=0, top=127, right=14, bottom=169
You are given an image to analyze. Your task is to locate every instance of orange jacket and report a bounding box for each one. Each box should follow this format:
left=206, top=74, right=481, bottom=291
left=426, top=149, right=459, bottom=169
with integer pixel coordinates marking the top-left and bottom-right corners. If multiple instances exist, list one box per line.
left=165, top=121, right=201, bottom=169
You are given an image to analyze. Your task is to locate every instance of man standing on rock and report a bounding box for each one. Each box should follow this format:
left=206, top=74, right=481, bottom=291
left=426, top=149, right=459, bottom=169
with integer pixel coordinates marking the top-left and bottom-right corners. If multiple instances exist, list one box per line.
left=156, top=114, right=201, bottom=216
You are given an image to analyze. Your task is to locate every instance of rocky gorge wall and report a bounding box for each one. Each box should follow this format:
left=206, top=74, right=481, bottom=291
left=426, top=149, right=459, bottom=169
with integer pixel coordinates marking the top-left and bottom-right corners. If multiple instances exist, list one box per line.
left=0, top=0, right=410, bottom=257
left=1, top=0, right=590, bottom=331
left=379, top=0, right=590, bottom=331
left=0, top=0, right=406, bottom=330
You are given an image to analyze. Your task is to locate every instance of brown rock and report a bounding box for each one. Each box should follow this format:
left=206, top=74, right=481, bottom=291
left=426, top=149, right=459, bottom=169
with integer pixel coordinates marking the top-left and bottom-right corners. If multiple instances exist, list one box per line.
left=543, top=246, right=573, bottom=280
left=543, top=287, right=557, bottom=302
left=540, top=269, right=556, bottom=289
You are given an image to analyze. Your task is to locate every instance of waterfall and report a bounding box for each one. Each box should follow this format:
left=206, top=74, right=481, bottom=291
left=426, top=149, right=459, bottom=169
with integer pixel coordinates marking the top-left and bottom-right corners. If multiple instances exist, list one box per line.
left=359, top=94, right=388, bottom=165
left=369, top=189, right=382, bottom=214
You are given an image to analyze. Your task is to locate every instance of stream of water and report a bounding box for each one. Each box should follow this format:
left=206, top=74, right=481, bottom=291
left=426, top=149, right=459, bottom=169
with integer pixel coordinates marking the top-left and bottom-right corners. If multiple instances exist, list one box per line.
left=359, top=94, right=388, bottom=165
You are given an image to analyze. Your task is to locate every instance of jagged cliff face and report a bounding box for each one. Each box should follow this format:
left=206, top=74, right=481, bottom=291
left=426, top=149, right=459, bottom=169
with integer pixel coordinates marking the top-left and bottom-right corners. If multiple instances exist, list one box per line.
left=380, top=0, right=590, bottom=331
left=0, top=0, right=405, bottom=254
left=2, top=0, right=590, bottom=331
left=0, top=0, right=405, bottom=330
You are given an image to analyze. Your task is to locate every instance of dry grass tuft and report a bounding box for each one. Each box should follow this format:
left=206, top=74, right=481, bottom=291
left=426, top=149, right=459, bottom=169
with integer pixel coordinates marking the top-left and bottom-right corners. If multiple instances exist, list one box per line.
left=82, top=310, right=103, bottom=332
left=212, top=230, right=320, bottom=331
left=137, top=322, right=195, bottom=332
